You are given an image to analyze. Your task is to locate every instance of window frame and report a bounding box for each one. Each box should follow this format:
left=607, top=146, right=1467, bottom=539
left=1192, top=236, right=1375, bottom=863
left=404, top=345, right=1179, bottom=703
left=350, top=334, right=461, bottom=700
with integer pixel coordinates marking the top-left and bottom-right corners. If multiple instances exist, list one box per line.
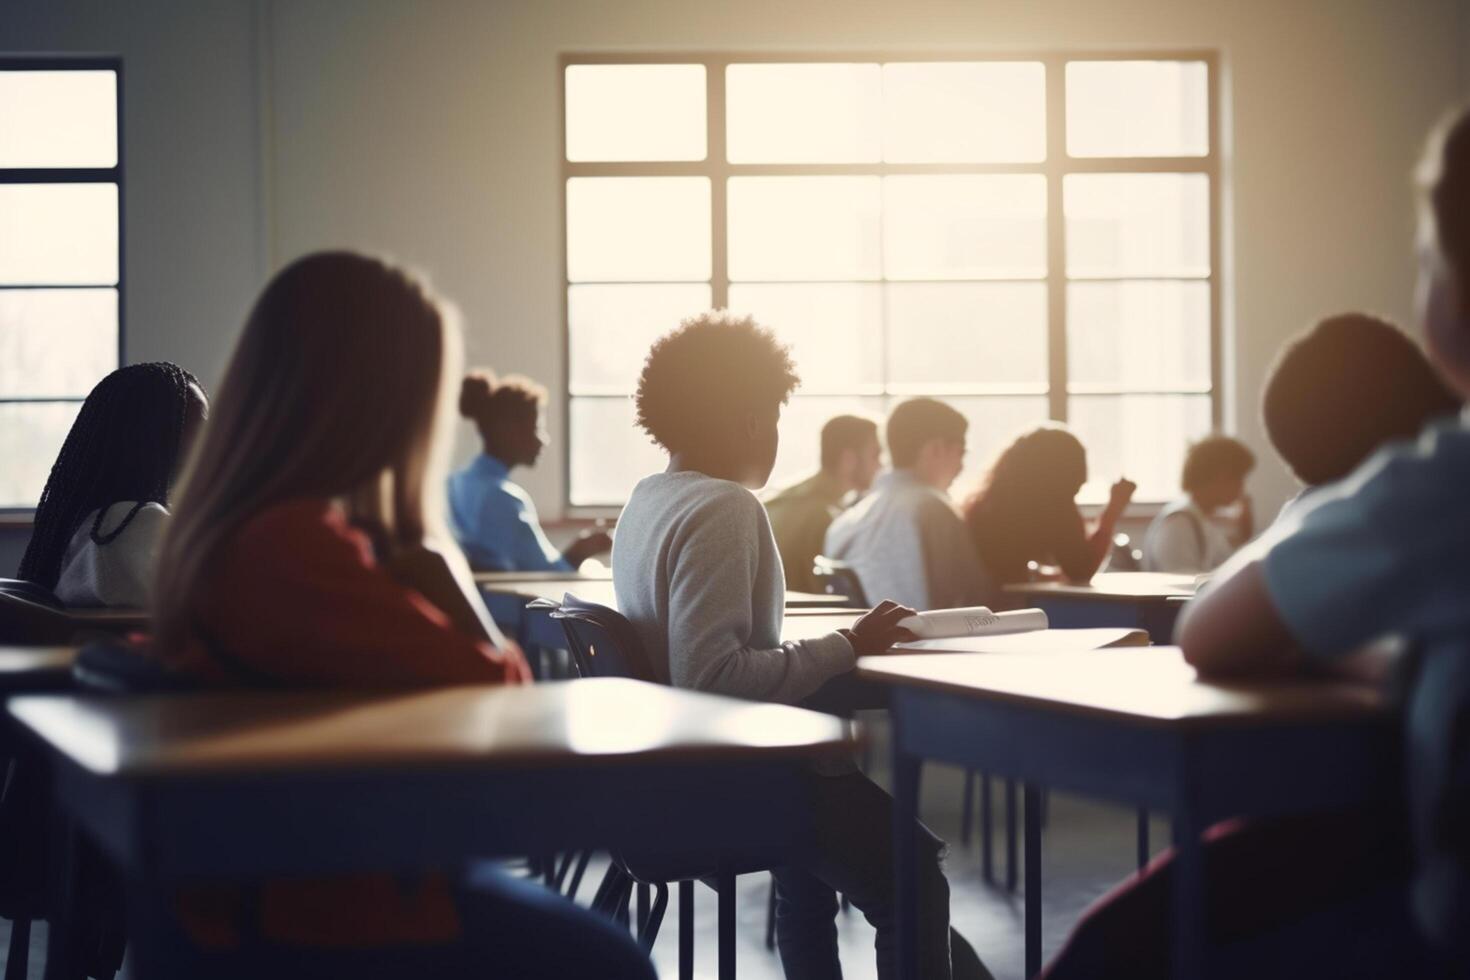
left=560, top=50, right=1222, bottom=514
left=0, top=53, right=126, bottom=514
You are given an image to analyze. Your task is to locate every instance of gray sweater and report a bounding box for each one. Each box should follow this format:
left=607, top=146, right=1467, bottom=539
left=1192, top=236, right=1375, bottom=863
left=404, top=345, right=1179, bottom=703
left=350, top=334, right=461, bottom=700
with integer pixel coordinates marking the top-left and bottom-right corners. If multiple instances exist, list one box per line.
left=612, top=470, right=855, bottom=704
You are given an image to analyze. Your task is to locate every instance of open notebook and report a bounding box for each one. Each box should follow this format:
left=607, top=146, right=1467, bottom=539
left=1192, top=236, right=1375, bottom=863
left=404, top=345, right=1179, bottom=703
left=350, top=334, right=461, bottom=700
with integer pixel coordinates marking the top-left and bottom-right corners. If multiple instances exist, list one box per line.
left=893, top=607, right=1148, bottom=654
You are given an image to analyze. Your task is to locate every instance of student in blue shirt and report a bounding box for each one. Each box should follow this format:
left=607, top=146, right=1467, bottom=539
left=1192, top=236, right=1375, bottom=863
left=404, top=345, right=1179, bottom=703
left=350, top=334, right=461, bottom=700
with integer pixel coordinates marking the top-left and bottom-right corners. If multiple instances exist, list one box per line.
left=1041, top=105, right=1470, bottom=979
left=449, top=371, right=610, bottom=572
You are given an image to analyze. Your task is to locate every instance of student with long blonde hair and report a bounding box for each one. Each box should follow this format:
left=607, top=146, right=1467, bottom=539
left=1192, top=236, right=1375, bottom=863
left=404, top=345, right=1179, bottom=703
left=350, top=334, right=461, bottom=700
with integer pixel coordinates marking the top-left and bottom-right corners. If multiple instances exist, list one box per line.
left=151, top=251, right=653, bottom=978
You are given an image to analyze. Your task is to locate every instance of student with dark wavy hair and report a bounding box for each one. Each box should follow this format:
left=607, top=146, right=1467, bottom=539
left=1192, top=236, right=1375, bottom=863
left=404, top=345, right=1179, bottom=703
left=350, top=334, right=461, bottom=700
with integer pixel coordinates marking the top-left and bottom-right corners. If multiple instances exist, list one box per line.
left=19, top=362, right=207, bottom=606
left=613, top=311, right=991, bottom=980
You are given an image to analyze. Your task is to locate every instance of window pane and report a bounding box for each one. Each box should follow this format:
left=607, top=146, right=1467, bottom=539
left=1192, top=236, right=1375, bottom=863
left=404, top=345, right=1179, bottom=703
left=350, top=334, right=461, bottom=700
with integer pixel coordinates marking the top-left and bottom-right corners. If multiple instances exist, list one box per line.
left=1067, top=61, right=1208, bottom=158
left=569, top=396, right=668, bottom=506
left=0, top=184, right=119, bottom=285
left=948, top=396, right=1051, bottom=497
left=728, top=284, right=882, bottom=393
left=887, top=283, right=1047, bottom=388
left=728, top=177, right=882, bottom=281
left=566, top=177, right=710, bottom=282
left=726, top=63, right=881, bottom=163
left=565, top=64, right=707, bottom=162
left=0, top=402, right=81, bottom=508
left=883, top=62, right=1045, bottom=163
left=568, top=284, right=711, bottom=393
left=767, top=394, right=887, bottom=491
left=0, top=70, right=117, bottom=168
left=1068, top=281, right=1210, bottom=390
left=884, top=175, right=1047, bottom=280
left=0, top=289, right=117, bottom=398
left=1068, top=394, right=1211, bottom=502
left=1065, top=173, right=1208, bottom=278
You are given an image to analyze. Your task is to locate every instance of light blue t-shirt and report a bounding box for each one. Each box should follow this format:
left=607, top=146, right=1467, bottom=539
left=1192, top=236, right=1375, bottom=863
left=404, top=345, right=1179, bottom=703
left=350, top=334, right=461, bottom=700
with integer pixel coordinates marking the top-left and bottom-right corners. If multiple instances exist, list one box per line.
left=447, top=454, right=571, bottom=573
left=1241, top=412, right=1470, bottom=659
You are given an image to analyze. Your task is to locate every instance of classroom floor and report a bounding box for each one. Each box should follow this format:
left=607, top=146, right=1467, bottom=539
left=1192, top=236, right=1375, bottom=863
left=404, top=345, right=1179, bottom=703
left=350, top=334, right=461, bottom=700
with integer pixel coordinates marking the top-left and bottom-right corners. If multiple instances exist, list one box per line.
left=0, top=772, right=1169, bottom=980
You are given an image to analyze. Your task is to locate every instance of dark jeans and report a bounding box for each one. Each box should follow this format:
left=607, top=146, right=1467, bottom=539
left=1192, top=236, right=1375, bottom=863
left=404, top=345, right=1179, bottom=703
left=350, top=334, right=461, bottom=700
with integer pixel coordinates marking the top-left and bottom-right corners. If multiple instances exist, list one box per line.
left=1041, top=808, right=1443, bottom=980
left=771, top=770, right=993, bottom=980
left=141, top=866, right=657, bottom=980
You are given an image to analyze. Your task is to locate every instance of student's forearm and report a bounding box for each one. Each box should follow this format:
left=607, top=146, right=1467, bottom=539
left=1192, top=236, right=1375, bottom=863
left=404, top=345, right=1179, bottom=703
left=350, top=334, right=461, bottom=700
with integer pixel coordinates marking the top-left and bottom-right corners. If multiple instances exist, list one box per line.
left=1176, top=562, right=1301, bottom=678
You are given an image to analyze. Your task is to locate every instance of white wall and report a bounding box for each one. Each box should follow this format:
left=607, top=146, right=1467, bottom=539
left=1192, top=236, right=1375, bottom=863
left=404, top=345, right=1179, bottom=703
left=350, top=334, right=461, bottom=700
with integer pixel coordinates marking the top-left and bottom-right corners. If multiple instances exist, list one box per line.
left=5, top=0, right=1466, bottom=523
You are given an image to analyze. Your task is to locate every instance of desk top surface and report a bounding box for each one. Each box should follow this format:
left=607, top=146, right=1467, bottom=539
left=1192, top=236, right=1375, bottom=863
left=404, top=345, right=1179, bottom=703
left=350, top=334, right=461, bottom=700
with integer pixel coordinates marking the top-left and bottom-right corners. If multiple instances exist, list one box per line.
left=473, top=569, right=613, bottom=585
left=482, top=577, right=836, bottom=609
left=1003, top=572, right=1199, bottom=600
left=8, top=677, right=853, bottom=778
left=0, top=645, right=78, bottom=675
left=856, top=646, right=1385, bottom=729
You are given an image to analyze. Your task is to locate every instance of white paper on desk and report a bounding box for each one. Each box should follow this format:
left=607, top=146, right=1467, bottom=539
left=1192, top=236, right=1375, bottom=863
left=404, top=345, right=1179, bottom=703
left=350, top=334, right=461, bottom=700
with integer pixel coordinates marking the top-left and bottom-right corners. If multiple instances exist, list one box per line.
left=892, top=627, right=1149, bottom=654
left=896, top=606, right=1048, bottom=640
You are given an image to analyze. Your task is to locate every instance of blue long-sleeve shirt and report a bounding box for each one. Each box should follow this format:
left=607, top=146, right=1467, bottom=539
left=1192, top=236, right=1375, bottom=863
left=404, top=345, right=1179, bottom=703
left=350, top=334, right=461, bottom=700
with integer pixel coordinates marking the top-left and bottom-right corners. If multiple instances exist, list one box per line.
left=447, top=454, right=571, bottom=572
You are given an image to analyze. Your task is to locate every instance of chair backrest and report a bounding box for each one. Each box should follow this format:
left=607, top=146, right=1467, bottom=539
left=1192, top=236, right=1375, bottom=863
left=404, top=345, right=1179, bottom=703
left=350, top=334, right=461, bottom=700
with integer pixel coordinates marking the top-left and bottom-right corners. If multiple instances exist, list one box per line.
left=811, top=555, right=868, bottom=608
left=0, top=578, right=63, bottom=610
left=545, top=593, right=659, bottom=683
left=71, top=640, right=199, bottom=695
left=0, top=591, right=75, bottom=644
left=1403, top=636, right=1470, bottom=959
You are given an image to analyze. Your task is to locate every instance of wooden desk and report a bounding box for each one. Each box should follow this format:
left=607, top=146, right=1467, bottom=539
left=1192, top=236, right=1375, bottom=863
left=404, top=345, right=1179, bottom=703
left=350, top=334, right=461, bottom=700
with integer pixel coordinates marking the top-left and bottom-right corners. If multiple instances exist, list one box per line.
left=858, top=647, right=1394, bottom=980
left=1004, top=572, right=1197, bottom=642
left=10, top=679, right=852, bottom=979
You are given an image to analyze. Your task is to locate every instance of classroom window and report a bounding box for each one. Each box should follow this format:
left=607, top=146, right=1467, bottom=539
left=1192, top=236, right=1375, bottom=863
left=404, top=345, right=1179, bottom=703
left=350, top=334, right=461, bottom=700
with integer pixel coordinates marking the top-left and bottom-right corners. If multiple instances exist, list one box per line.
left=563, top=54, right=1220, bottom=507
left=0, top=58, right=123, bottom=509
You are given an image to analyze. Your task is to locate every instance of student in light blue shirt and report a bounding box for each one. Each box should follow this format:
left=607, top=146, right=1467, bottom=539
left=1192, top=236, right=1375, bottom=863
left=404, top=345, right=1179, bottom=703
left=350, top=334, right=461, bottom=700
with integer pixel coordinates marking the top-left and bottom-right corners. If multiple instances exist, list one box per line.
left=1041, top=104, right=1470, bottom=980
left=449, top=371, right=610, bottom=572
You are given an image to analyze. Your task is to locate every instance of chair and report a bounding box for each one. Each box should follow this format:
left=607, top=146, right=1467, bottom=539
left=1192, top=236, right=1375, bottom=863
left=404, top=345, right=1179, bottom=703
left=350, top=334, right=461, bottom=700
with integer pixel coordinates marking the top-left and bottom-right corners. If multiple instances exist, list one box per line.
left=0, top=591, right=74, bottom=645
left=810, top=556, right=868, bottom=608
left=0, top=578, right=64, bottom=610
left=542, top=594, right=780, bottom=978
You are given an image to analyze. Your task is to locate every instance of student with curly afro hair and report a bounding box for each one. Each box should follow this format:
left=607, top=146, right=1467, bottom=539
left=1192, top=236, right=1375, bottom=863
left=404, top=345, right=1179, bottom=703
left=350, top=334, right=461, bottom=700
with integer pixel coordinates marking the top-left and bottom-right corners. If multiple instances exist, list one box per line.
left=613, top=310, right=993, bottom=980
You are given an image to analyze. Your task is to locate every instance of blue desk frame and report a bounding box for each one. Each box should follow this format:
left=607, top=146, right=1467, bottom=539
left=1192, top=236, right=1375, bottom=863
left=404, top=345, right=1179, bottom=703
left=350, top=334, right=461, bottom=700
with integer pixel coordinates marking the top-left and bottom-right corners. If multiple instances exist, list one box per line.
left=886, top=685, right=1396, bottom=979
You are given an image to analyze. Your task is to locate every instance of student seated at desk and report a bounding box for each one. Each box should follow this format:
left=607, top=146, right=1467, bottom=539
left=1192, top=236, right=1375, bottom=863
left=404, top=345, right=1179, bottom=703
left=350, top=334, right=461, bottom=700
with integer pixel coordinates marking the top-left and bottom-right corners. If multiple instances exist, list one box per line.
left=449, top=370, right=610, bottom=571
left=151, top=252, right=652, bottom=979
left=962, top=425, right=1135, bottom=587
left=1142, top=435, right=1255, bottom=573
left=1262, top=312, right=1461, bottom=525
left=764, top=413, right=882, bottom=593
left=1042, top=106, right=1470, bottom=980
left=613, top=312, right=992, bottom=980
left=824, top=398, right=995, bottom=611
left=18, top=362, right=207, bottom=607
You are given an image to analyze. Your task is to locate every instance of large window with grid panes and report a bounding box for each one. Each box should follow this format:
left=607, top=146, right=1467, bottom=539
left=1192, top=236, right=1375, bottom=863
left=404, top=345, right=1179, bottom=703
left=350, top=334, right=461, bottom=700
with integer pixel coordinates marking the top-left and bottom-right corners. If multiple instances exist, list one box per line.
left=0, top=56, right=123, bottom=509
left=562, top=53, right=1219, bottom=509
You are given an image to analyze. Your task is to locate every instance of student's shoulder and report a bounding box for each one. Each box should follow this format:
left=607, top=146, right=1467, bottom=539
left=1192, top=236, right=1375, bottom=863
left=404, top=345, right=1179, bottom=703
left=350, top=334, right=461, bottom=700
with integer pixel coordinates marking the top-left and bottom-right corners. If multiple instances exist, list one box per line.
left=1334, top=415, right=1470, bottom=517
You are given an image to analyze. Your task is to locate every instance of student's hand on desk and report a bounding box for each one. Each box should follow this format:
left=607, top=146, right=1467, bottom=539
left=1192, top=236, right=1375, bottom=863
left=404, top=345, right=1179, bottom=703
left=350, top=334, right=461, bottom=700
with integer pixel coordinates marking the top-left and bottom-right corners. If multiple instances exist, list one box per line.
left=840, top=599, right=919, bottom=656
left=564, top=530, right=614, bottom=568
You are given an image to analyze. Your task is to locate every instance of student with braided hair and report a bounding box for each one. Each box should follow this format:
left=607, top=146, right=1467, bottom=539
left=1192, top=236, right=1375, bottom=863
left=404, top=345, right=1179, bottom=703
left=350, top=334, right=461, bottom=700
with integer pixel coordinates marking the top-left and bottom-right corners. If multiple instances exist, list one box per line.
left=19, top=362, right=207, bottom=607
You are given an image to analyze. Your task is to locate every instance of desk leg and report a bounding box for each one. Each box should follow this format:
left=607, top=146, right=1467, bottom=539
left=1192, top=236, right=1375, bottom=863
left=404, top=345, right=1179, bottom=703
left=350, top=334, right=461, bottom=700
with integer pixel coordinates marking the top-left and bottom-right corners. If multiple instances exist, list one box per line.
left=1005, top=779, right=1018, bottom=892
left=717, top=868, right=736, bottom=980
left=893, top=747, right=922, bottom=980
left=1137, top=808, right=1151, bottom=872
left=1023, top=783, right=1043, bottom=978
left=1170, top=809, right=1206, bottom=980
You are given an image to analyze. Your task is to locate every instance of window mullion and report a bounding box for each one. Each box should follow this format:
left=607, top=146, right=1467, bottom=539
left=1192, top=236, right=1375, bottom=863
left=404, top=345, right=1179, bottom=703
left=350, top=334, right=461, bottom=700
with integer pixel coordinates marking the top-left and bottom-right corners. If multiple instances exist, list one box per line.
left=707, top=59, right=729, bottom=309
left=1045, top=56, right=1068, bottom=424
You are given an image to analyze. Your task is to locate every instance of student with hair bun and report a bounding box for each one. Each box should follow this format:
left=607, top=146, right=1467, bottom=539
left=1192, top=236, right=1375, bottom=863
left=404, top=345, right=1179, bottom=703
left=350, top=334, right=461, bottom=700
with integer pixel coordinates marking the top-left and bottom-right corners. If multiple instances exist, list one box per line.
left=449, top=370, right=610, bottom=571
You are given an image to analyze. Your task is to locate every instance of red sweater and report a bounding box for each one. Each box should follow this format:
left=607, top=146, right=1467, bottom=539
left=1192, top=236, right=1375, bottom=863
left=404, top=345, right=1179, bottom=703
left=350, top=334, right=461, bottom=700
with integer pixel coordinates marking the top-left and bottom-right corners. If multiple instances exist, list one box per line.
left=171, top=499, right=532, bottom=948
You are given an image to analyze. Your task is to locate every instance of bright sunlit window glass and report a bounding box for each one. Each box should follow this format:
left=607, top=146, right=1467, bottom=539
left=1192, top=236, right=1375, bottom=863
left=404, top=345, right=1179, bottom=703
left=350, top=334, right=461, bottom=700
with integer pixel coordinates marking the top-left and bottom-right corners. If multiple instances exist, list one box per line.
left=728, top=176, right=882, bottom=282
left=0, top=70, right=117, bottom=168
left=565, top=177, right=711, bottom=281
left=1067, top=61, right=1208, bottom=158
left=563, top=55, right=1221, bottom=507
left=883, top=175, right=1047, bottom=280
left=1064, top=173, right=1209, bottom=278
left=0, top=60, right=122, bottom=509
left=882, top=62, right=1045, bottom=162
left=0, top=184, right=119, bottom=286
left=726, top=63, right=882, bottom=163
left=564, top=64, right=707, bottom=162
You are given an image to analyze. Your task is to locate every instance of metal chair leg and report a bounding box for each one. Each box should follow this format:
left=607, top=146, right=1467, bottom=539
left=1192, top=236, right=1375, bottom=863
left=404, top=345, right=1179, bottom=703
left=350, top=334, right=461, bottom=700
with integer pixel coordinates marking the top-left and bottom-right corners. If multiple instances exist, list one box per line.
left=636, top=882, right=650, bottom=934
left=637, top=883, right=669, bottom=953
left=981, top=772, right=994, bottom=884
left=717, top=871, right=736, bottom=980
left=566, top=849, right=592, bottom=900
left=960, top=770, right=975, bottom=847
left=765, top=875, right=777, bottom=950
left=679, top=880, right=694, bottom=980
left=1005, top=778, right=1019, bottom=892
left=5, top=917, right=30, bottom=980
